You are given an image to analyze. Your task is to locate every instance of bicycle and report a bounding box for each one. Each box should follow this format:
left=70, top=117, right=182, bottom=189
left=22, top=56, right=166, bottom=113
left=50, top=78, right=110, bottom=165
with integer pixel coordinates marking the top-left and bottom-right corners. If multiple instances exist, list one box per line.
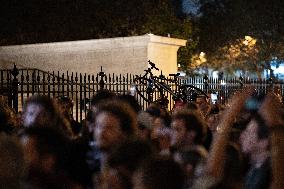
left=133, top=60, right=208, bottom=109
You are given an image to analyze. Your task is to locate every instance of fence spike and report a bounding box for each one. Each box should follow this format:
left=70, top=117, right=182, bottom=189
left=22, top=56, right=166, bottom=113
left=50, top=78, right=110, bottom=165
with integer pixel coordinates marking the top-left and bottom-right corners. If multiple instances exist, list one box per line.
left=84, top=73, right=87, bottom=83
left=75, top=73, right=78, bottom=82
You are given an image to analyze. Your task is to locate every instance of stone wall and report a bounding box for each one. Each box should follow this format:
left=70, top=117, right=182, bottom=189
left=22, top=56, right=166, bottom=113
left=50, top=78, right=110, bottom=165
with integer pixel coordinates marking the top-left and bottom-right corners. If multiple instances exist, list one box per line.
left=0, top=34, right=186, bottom=76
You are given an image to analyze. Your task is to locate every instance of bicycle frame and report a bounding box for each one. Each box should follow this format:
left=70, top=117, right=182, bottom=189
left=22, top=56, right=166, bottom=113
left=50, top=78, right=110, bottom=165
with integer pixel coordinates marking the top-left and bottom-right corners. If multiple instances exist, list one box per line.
left=134, top=61, right=208, bottom=109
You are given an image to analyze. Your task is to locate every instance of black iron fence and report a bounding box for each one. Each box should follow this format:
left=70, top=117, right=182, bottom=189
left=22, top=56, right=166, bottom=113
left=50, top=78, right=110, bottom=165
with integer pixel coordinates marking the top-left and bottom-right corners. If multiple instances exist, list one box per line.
left=1, top=65, right=283, bottom=122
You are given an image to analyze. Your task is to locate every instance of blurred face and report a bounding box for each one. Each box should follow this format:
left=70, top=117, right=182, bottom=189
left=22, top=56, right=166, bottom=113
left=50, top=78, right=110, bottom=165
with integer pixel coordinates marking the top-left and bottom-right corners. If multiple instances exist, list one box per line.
left=240, top=120, right=259, bottom=154
left=94, top=112, right=124, bottom=151
left=196, top=97, right=209, bottom=115
left=207, top=114, right=219, bottom=132
left=58, top=102, right=72, bottom=117
left=151, top=117, right=164, bottom=139
left=171, top=119, right=187, bottom=147
left=22, top=104, right=44, bottom=127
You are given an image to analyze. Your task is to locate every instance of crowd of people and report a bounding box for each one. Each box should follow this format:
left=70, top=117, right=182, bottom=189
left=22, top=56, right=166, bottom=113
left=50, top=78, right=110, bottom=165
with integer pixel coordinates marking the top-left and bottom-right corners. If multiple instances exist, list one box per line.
left=0, top=87, right=283, bottom=189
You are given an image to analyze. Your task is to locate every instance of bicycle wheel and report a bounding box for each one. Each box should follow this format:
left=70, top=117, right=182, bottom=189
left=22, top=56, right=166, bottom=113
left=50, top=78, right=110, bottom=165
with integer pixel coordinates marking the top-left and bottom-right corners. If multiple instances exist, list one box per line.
left=180, top=84, right=208, bottom=102
left=133, top=76, right=155, bottom=104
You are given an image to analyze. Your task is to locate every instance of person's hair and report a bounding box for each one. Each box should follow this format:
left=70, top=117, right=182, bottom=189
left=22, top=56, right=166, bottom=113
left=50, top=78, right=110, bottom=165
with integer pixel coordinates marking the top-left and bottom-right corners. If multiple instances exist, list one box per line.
left=115, top=94, right=142, bottom=113
left=91, top=89, right=115, bottom=106
left=0, top=134, right=25, bottom=188
left=146, top=103, right=161, bottom=117
left=207, top=104, right=221, bottom=115
left=172, top=110, right=207, bottom=144
left=95, top=99, right=138, bottom=137
left=185, top=102, right=198, bottom=111
left=85, top=110, right=95, bottom=124
left=56, top=96, right=73, bottom=108
left=0, top=104, right=16, bottom=134
left=136, top=156, right=184, bottom=189
left=159, top=113, right=172, bottom=128
left=20, top=126, right=70, bottom=170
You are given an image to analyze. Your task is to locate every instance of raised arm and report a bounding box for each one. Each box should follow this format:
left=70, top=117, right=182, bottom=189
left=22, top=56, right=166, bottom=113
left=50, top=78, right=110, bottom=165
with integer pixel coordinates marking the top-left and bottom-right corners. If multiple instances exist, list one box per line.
left=205, top=88, right=252, bottom=179
left=259, top=92, right=284, bottom=189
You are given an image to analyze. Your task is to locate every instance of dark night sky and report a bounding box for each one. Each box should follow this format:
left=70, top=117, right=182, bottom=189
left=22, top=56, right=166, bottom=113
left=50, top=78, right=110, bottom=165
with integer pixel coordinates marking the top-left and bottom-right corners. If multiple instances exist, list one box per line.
left=0, top=0, right=190, bottom=45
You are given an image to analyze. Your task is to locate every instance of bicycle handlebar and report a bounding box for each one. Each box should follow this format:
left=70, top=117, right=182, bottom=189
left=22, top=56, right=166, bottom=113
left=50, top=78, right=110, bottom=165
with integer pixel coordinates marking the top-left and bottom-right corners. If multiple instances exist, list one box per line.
left=169, top=73, right=180, bottom=77
left=148, top=60, right=159, bottom=71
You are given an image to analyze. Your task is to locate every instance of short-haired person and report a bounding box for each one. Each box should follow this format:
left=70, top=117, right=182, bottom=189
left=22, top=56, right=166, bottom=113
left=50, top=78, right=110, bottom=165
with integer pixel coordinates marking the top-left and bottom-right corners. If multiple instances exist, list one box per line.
left=90, top=99, right=138, bottom=187
left=171, top=110, right=208, bottom=154
left=94, top=99, right=137, bottom=153
left=56, top=96, right=82, bottom=137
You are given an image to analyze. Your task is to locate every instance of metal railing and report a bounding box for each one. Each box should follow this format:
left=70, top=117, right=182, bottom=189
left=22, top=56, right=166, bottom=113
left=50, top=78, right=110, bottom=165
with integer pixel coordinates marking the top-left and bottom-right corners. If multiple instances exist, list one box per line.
left=1, top=65, right=283, bottom=122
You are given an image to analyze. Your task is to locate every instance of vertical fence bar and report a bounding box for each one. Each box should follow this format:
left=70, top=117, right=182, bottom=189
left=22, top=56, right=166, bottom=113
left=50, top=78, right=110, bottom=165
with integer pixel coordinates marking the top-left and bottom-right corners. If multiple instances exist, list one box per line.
left=99, top=67, right=105, bottom=90
left=42, top=72, right=46, bottom=96
left=70, top=72, right=74, bottom=119
left=56, top=71, right=61, bottom=97
left=105, top=74, right=109, bottom=91
left=71, top=73, right=74, bottom=102
left=203, top=75, right=208, bottom=94
left=91, top=75, right=95, bottom=97
left=118, top=74, right=121, bottom=95
left=47, top=73, right=51, bottom=98
left=7, top=71, right=12, bottom=107
left=66, top=72, right=70, bottom=98
left=37, top=70, right=40, bottom=94
left=26, top=70, right=30, bottom=98
left=20, top=70, right=24, bottom=111
left=75, top=73, right=79, bottom=122
left=79, top=73, right=83, bottom=122
left=122, top=76, right=125, bottom=95
left=87, top=74, right=91, bottom=112
left=115, top=75, right=118, bottom=95
left=95, top=74, right=99, bottom=92
left=31, top=71, right=35, bottom=95
left=61, top=73, right=65, bottom=97
left=52, top=71, right=55, bottom=98
left=11, top=65, right=19, bottom=112
left=83, top=73, right=87, bottom=118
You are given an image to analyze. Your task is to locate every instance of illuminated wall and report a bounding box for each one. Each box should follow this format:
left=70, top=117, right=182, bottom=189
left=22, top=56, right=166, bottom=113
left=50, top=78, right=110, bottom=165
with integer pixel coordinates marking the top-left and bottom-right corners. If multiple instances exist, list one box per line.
left=0, top=34, right=186, bottom=76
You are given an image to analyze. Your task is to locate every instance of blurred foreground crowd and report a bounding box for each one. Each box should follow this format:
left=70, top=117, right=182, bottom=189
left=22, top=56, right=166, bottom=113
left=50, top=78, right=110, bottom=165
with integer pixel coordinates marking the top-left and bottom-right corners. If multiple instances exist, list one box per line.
left=0, top=88, right=283, bottom=189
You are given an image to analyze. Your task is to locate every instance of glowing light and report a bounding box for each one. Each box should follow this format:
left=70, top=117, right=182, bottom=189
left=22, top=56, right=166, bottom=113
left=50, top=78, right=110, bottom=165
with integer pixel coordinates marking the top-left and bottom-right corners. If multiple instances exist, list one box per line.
left=220, top=80, right=226, bottom=85
left=245, top=36, right=253, bottom=41
left=243, top=35, right=257, bottom=46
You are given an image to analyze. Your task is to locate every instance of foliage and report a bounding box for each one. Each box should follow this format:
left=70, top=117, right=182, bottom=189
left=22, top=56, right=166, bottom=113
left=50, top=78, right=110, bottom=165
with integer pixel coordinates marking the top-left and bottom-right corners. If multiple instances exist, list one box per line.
left=195, top=0, right=284, bottom=77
